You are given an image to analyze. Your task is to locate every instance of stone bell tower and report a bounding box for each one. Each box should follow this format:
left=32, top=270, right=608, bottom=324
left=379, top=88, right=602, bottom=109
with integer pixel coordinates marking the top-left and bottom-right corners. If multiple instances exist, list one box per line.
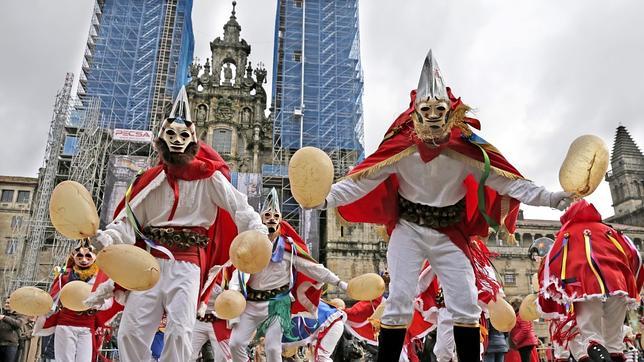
left=186, top=1, right=272, bottom=173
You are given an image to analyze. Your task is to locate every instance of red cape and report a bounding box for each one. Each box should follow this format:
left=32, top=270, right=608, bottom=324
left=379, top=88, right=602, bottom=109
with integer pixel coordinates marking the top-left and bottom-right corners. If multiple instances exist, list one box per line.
left=94, top=142, right=239, bottom=308
left=344, top=296, right=383, bottom=345
left=337, top=89, right=523, bottom=256
left=538, top=200, right=643, bottom=317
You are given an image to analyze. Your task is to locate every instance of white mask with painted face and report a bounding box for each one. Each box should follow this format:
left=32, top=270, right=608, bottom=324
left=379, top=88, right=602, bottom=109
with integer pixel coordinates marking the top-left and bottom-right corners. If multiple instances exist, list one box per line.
left=160, top=119, right=197, bottom=153
left=261, top=188, right=282, bottom=235
left=158, top=86, right=197, bottom=153
left=413, top=98, right=450, bottom=142
left=414, top=49, right=453, bottom=143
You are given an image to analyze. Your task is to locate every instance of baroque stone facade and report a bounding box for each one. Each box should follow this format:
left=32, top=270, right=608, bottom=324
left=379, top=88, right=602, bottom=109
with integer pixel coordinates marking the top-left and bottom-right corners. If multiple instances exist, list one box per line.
left=186, top=3, right=272, bottom=174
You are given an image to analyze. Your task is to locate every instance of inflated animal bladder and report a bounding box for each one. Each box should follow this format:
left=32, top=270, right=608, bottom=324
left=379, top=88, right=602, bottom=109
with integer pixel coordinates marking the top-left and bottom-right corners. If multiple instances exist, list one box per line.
left=531, top=273, right=540, bottom=293
left=518, top=294, right=540, bottom=321
left=288, top=147, right=335, bottom=208
left=369, top=302, right=386, bottom=330
left=9, top=286, right=53, bottom=316
left=559, top=135, right=609, bottom=197
left=214, top=290, right=246, bottom=320
left=60, top=281, right=92, bottom=312
left=95, top=244, right=160, bottom=291
left=347, top=273, right=386, bottom=301
left=229, top=230, right=272, bottom=274
left=49, top=181, right=99, bottom=240
left=328, top=298, right=346, bottom=310
left=488, top=297, right=516, bottom=332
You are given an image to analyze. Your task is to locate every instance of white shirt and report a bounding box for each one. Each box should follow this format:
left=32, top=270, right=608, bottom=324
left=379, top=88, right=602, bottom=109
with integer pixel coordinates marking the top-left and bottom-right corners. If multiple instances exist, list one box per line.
left=103, top=170, right=267, bottom=245
left=235, top=236, right=340, bottom=291
left=326, top=152, right=554, bottom=209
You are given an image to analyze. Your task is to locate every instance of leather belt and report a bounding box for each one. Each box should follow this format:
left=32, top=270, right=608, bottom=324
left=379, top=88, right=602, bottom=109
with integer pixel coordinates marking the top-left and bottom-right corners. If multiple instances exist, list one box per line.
left=398, top=196, right=465, bottom=229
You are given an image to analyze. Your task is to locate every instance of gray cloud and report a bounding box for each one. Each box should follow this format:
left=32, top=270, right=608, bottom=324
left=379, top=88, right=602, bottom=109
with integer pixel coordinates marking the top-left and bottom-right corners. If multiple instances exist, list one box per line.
left=1, top=0, right=641, bottom=220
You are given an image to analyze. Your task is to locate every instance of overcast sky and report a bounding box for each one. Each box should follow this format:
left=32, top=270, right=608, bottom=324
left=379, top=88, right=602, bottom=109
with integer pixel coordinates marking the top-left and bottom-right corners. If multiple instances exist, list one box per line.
left=1, top=0, right=642, bottom=221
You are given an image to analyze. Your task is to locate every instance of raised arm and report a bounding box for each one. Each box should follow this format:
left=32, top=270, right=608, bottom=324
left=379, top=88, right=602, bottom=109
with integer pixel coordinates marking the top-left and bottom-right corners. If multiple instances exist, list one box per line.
left=291, top=253, right=342, bottom=287
left=208, top=171, right=268, bottom=234
left=325, top=163, right=395, bottom=209
left=484, top=172, right=570, bottom=210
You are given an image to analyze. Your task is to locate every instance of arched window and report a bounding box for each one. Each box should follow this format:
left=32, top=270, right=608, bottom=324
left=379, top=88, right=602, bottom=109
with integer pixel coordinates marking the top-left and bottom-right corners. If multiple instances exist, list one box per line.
left=212, top=128, right=232, bottom=155
left=522, top=233, right=534, bottom=247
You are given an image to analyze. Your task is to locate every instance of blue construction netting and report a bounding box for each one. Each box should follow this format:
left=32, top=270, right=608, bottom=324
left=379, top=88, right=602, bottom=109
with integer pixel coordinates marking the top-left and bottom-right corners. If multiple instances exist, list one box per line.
left=271, top=0, right=365, bottom=155
left=84, top=0, right=194, bottom=131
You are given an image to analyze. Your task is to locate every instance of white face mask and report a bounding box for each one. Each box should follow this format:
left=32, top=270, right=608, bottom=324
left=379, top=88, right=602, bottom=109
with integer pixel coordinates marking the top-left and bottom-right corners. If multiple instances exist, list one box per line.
left=261, top=208, right=282, bottom=234
left=159, top=119, right=197, bottom=153
left=413, top=98, right=450, bottom=142
left=73, top=247, right=96, bottom=268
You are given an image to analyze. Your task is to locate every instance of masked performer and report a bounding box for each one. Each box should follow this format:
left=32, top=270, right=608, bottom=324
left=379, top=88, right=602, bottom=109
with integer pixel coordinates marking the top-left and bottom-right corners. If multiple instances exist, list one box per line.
left=538, top=200, right=643, bottom=362
left=90, top=87, right=267, bottom=361
left=316, top=50, right=572, bottom=361
left=33, top=240, right=114, bottom=362
left=228, top=188, right=347, bottom=362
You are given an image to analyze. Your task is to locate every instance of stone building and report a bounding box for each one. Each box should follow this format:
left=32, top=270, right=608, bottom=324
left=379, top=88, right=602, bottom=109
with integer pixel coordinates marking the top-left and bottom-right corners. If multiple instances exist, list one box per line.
left=324, top=210, right=386, bottom=282
left=605, top=125, right=644, bottom=226
left=0, top=176, right=37, bottom=297
left=186, top=3, right=272, bottom=174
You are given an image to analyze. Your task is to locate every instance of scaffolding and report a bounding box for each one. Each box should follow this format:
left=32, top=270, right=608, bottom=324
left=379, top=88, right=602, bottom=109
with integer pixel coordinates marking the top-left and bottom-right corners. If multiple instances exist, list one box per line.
left=1, top=206, right=30, bottom=299
left=266, top=0, right=365, bottom=255
left=46, top=98, right=114, bottom=275
left=11, top=0, right=195, bottom=291
left=11, top=73, right=74, bottom=290
left=83, top=0, right=194, bottom=132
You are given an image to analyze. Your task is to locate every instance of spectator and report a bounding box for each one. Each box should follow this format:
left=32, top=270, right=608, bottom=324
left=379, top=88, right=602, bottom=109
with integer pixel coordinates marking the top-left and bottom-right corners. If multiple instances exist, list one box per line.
left=485, top=320, right=509, bottom=362
left=0, top=297, right=25, bottom=362
left=509, top=297, right=538, bottom=362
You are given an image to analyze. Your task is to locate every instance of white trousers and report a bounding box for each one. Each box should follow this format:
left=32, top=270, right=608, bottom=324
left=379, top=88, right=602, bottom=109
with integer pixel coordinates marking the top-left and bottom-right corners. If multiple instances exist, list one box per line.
left=575, top=296, right=627, bottom=354
left=118, top=258, right=200, bottom=362
left=383, top=220, right=480, bottom=326
left=553, top=331, right=586, bottom=360
left=433, top=308, right=455, bottom=362
left=316, top=319, right=344, bottom=362
left=229, top=301, right=283, bottom=362
left=54, top=325, right=92, bottom=362
left=191, top=320, right=231, bottom=362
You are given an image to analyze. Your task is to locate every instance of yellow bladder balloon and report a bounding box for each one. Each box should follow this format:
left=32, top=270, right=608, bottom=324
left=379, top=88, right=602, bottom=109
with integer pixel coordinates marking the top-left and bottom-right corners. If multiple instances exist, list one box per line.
left=96, top=244, right=160, bottom=291
left=328, top=298, right=346, bottom=310
left=531, top=273, right=540, bottom=293
left=214, top=290, right=247, bottom=320
left=288, top=147, right=334, bottom=208
left=49, top=181, right=99, bottom=239
left=347, top=273, right=386, bottom=301
left=559, top=135, right=609, bottom=197
left=9, top=287, right=53, bottom=317
left=369, top=302, right=386, bottom=330
left=519, top=294, right=540, bottom=321
left=229, top=230, right=272, bottom=274
left=60, top=281, right=92, bottom=312
left=488, top=297, right=516, bottom=332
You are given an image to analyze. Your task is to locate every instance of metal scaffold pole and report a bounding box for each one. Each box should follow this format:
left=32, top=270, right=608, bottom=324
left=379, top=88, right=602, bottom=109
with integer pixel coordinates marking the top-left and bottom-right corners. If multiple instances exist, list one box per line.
left=11, top=73, right=74, bottom=290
